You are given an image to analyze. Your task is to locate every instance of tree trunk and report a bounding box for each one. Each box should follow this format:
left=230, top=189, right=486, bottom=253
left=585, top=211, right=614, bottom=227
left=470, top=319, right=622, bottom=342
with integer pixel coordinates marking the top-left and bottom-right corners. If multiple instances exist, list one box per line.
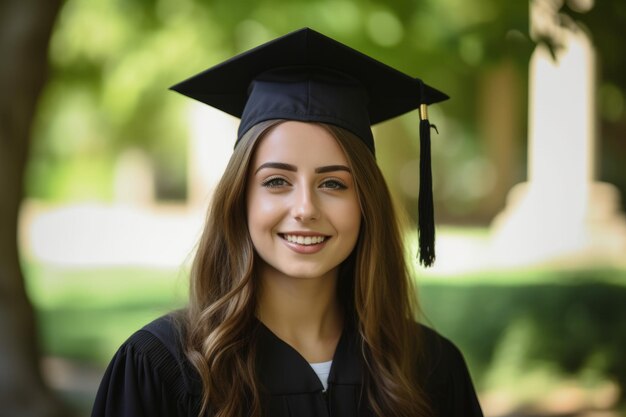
left=0, top=0, right=69, bottom=416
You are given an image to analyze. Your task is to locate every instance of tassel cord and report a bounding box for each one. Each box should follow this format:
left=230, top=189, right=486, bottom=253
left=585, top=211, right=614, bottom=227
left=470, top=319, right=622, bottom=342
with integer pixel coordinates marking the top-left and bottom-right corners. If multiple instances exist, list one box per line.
left=418, top=118, right=435, bottom=267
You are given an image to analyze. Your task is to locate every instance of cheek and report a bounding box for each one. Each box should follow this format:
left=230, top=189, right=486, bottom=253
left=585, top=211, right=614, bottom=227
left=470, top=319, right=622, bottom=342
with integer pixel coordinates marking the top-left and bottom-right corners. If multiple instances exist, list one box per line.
left=246, top=188, right=263, bottom=234
left=333, top=199, right=361, bottom=236
left=247, top=190, right=282, bottom=232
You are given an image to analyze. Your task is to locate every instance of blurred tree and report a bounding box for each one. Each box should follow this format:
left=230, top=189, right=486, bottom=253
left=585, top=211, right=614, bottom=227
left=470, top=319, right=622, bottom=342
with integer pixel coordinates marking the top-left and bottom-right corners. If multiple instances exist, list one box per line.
left=568, top=1, right=626, bottom=209
left=27, top=0, right=625, bottom=214
left=0, top=0, right=71, bottom=416
left=30, top=0, right=533, bottom=214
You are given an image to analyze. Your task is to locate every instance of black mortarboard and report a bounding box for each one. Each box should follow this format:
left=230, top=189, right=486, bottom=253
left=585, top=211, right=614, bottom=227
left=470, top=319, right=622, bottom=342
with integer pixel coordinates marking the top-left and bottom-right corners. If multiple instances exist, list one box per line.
left=170, top=27, right=448, bottom=267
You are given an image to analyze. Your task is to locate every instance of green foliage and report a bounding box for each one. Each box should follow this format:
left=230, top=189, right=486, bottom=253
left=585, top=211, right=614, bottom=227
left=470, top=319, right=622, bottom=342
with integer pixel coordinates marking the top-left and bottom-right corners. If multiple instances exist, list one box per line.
left=565, top=1, right=626, bottom=208
left=28, top=0, right=532, bottom=204
left=28, top=0, right=626, bottom=212
left=419, top=269, right=626, bottom=404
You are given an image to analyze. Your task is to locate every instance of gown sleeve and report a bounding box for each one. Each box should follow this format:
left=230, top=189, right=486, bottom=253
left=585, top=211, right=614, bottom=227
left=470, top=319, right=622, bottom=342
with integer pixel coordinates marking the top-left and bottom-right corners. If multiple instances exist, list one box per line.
left=420, top=326, right=484, bottom=417
left=91, top=328, right=193, bottom=417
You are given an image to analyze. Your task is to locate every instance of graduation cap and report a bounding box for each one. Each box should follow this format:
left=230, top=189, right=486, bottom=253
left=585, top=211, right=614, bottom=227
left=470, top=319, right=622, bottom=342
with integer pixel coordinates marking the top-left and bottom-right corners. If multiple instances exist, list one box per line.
left=170, top=27, right=448, bottom=267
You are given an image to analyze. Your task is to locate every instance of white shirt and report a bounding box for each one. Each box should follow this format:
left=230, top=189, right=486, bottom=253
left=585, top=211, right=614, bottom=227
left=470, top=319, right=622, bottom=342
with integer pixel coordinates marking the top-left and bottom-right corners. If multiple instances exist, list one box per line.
left=309, top=360, right=333, bottom=391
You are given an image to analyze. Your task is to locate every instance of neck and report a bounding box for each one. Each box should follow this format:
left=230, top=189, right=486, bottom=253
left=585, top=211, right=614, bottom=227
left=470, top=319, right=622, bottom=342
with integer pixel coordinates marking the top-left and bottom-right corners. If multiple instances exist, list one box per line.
left=256, top=265, right=343, bottom=362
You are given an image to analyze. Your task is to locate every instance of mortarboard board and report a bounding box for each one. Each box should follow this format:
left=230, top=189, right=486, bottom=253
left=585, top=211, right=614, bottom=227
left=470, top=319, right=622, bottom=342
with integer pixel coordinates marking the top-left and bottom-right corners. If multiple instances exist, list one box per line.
left=170, top=27, right=448, bottom=267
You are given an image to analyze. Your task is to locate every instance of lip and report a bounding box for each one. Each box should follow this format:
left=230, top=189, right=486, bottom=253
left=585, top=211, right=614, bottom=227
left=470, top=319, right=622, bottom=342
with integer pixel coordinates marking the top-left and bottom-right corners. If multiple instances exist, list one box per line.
left=278, top=232, right=331, bottom=254
left=280, top=231, right=329, bottom=237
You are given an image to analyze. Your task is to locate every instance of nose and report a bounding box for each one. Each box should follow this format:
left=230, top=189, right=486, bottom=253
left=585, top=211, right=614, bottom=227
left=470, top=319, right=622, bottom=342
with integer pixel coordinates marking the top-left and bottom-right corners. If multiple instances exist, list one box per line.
left=292, top=185, right=320, bottom=222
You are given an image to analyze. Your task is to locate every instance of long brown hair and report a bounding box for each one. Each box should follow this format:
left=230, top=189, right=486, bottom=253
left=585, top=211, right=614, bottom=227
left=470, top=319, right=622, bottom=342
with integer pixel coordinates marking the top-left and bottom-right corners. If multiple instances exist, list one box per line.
left=184, top=120, right=430, bottom=417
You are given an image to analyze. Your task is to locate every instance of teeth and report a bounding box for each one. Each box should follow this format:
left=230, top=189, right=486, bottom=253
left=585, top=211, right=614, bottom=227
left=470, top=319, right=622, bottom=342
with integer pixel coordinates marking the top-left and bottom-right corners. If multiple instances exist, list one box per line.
left=284, top=234, right=326, bottom=245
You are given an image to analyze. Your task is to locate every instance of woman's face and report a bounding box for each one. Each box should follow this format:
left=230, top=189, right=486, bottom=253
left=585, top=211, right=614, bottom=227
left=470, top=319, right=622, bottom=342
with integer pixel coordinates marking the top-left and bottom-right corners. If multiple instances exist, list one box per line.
left=246, top=121, right=361, bottom=281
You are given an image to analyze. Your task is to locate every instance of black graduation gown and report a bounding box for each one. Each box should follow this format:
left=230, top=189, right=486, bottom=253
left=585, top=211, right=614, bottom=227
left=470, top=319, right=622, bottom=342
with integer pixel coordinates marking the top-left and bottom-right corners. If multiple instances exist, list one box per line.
left=91, top=315, right=483, bottom=417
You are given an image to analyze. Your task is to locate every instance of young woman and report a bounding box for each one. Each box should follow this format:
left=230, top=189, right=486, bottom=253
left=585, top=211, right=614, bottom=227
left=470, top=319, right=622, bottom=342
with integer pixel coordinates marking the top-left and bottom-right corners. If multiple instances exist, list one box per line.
left=92, top=28, right=483, bottom=417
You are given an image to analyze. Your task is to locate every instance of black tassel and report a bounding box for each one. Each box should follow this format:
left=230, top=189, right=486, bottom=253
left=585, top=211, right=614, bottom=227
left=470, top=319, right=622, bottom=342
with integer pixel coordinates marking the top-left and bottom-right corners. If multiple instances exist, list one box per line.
left=418, top=105, right=435, bottom=267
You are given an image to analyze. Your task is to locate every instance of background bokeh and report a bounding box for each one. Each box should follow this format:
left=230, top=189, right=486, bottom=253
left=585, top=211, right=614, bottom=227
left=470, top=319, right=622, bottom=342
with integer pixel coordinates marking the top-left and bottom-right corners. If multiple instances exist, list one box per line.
left=4, top=0, right=626, bottom=416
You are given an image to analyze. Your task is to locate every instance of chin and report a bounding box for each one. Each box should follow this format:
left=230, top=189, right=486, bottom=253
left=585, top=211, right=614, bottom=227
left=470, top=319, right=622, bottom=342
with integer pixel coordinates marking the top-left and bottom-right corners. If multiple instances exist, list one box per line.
left=262, top=260, right=338, bottom=281
left=287, top=269, right=333, bottom=280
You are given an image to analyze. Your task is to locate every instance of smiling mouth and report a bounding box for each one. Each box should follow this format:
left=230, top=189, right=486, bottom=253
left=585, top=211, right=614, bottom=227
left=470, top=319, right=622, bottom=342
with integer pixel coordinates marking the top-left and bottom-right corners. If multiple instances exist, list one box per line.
left=279, top=234, right=329, bottom=246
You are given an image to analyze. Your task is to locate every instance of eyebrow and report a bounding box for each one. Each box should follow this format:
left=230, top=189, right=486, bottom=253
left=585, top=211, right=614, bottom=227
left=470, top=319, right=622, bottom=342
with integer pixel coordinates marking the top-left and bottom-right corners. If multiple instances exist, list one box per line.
left=255, top=162, right=351, bottom=175
left=255, top=162, right=297, bottom=174
left=315, top=165, right=351, bottom=174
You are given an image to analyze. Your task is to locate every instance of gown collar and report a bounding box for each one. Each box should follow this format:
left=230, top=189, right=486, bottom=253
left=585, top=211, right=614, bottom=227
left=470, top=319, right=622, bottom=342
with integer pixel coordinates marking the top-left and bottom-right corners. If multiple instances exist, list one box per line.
left=254, top=319, right=363, bottom=395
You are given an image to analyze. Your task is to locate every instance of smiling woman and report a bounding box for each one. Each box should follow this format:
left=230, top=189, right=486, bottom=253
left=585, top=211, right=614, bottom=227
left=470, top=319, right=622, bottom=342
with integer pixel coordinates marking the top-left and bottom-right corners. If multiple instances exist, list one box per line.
left=91, top=28, right=483, bottom=417
left=247, top=121, right=361, bottom=282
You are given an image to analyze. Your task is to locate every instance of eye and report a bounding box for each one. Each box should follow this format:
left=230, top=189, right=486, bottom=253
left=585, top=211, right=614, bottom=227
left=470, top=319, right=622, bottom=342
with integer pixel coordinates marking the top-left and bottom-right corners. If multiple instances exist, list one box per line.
left=320, top=179, right=347, bottom=190
left=261, top=176, right=290, bottom=188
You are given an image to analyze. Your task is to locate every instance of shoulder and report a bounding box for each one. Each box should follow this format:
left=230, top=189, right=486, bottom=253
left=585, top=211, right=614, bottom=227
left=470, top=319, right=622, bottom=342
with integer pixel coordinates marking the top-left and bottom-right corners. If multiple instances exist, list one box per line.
left=128, top=313, right=201, bottom=394
left=136, top=313, right=186, bottom=361
left=416, top=323, right=484, bottom=417
left=92, top=313, right=202, bottom=417
left=417, top=324, right=467, bottom=379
